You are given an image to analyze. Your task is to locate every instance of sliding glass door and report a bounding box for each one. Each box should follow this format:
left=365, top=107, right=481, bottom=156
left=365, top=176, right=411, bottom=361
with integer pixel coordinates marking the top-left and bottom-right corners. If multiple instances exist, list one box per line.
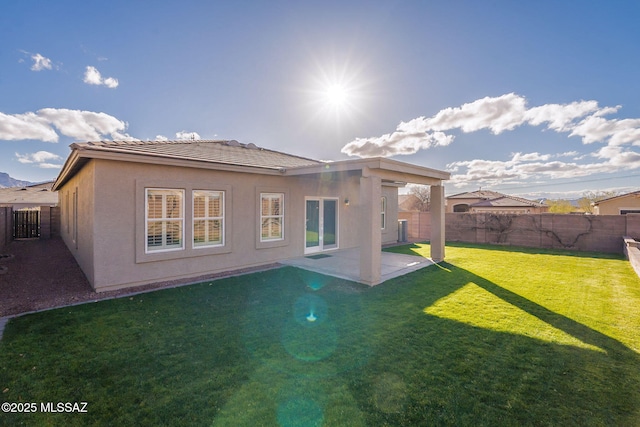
left=305, top=198, right=338, bottom=253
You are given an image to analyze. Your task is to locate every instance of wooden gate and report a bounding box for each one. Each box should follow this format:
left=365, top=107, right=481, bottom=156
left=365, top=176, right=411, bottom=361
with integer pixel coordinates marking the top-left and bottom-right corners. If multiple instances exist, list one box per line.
left=13, top=210, right=40, bottom=239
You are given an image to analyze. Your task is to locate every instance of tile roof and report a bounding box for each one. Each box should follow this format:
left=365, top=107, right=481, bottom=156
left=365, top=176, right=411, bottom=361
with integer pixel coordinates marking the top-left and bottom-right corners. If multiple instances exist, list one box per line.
left=447, top=190, right=505, bottom=199
left=447, top=190, right=545, bottom=207
left=71, top=140, right=322, bottom=170
left=0, top=182, right=57, bottom=206
left=471, top=195, right=545, bottom=208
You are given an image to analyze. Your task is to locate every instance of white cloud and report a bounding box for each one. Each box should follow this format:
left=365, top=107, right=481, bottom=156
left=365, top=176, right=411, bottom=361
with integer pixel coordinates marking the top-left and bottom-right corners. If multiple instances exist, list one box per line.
left=523, top=100, right=604, bottom=132
left=557, top=151, right=579, bottom=158
left=30, top=53, right=53, bottom=71
left=341, top=130, right=453, bottom=157
left=103, top=77, right=119, bottom=89
left=0, top=108, right=135, bottom=142
left=569, top=115, right=640, bottom=145
left=37, top=108, right=131, bottom=140
left=15, top=151, right=63, bottom=169
left=342, top=94, right=624, bottom=158
left=83, top=66, right=119, bottom=88
left=426, top=93, right=529, bottom=134
left=83, top=66, right=102, bottom=85
left=176, top=131, right=201, bottom=140
left=0, top=112, right=59, bottom=142
left=155, top=135, right=169, bottom=141
left=447, top=147, right=640, bottom=187
left=343, top=93, right=640, bottom=187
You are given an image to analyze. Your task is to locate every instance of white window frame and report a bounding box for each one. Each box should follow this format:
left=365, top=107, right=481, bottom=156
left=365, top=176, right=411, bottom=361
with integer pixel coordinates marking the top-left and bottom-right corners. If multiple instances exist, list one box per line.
left=192, top=190, right=225, bottom=248
left=260, top=192, right=285, bottom=242
left=145, top=188, right=185, bottom=253
left=381, top=196, right=387, bottom=229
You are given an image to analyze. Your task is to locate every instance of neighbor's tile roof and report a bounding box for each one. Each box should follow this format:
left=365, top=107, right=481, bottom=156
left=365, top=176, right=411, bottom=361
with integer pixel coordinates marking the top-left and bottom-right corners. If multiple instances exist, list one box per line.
left=471, top=195, right=545, bottom=208
left=0, top=182, right=58, bottom=206
left=447, top=190, right=545, bottom=207
left=71, top=140, right=322, bottom=170
left=447, top=190, right=506, bottom=199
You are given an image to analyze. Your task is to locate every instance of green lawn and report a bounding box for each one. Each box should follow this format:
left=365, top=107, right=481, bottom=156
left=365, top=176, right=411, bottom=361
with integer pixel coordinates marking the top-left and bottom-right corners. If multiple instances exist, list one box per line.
left=1, top=242, right=639, bottom=426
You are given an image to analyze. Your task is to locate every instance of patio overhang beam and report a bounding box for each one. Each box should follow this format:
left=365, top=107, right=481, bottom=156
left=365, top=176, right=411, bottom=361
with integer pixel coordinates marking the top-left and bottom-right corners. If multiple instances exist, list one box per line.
left=285, top=157, right=450, bottom=184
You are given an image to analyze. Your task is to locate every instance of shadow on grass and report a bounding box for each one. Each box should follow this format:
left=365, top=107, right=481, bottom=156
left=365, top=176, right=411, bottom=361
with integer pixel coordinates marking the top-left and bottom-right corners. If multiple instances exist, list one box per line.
left=353, top=261, right=640, bottom=426
left=0, top=265, right=638, bottom=426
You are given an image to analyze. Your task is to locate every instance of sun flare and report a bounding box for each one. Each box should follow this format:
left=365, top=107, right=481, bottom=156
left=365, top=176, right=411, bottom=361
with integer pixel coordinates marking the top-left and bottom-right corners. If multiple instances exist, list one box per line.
left=322, top=83, right=349, bottom=108
left=303, top=56, right=372, bottom=123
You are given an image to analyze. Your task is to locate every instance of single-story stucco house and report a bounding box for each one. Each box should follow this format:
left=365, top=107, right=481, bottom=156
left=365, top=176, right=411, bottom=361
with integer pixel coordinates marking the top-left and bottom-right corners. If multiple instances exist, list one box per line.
left=52, top=140, right=450, bottom=291
left=446, top=190, right=548, bottom=214
left=593, top=190, right=640, bottom=215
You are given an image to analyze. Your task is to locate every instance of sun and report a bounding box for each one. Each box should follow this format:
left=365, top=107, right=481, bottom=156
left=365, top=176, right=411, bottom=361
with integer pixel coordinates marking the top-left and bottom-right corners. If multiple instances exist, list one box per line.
left=322, top=83, right=349, bottom=109
left=301, top=56, right=372, bottom=124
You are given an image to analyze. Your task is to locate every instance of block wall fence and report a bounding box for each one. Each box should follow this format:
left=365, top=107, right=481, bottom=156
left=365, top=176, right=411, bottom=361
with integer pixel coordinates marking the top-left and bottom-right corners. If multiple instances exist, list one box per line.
left=398, top=212, right=640, bottom=254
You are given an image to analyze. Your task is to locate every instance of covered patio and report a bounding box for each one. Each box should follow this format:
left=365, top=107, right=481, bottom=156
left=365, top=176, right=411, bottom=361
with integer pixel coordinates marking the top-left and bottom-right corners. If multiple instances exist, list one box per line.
left=281, top=247, right=434, bottom=285
left=288, top=157, right=450, bottom=285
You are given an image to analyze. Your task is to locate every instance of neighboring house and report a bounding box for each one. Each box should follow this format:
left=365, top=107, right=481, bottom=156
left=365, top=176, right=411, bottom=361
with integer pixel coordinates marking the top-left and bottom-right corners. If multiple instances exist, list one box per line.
left=53, top=140, right=450, bottom=291
left=0, top=182, right=58, bottom=209
left=593, top=190, right=640, bottom=215
left=446, top=190, right=548, bottom=214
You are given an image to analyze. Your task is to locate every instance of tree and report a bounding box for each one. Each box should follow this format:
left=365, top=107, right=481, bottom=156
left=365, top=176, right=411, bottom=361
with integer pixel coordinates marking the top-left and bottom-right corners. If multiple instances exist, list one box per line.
left=577, top=190, right=619, bottom=214
left=546, top=199, right=575, bottom=214
left=408, top=185, right=430, bottom=212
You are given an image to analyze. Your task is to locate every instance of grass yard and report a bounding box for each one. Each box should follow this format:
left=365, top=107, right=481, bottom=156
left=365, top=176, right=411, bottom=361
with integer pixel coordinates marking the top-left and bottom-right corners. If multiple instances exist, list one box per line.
left=1, top=242, right=639, bottom=426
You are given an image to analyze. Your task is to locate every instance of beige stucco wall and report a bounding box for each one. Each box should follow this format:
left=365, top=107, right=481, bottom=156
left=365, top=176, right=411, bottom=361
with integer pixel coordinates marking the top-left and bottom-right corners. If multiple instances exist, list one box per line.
left=58, top=160, right=96, bottom=285
left=58, top=159, right=399, bottom=291
left=595, top=194, right=640, bottom=215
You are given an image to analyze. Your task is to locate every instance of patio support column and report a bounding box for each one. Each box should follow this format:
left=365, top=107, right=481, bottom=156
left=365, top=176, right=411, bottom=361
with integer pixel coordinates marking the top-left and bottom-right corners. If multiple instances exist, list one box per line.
left=360, top=173, right=382, bottom=285
left=430, top=184, right=445, bottom=262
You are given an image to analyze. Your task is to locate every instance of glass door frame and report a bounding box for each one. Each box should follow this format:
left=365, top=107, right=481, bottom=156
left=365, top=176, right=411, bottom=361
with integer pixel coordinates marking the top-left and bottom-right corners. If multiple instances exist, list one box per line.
left=304, top=197, right=339, bottom=254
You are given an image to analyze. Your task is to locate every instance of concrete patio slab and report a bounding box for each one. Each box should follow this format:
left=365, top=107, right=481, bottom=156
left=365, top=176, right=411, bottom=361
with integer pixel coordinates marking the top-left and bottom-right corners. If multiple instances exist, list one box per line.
left=280, top=248, right=434, bottom=285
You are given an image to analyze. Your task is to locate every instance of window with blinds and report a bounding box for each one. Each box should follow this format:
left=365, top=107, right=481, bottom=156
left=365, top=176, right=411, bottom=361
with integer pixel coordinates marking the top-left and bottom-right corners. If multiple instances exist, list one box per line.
left=193, top=190, right=224, bottom=248
left=260, top=193, right=284, bottom=241
left=145, top=189, right=184, bottom=252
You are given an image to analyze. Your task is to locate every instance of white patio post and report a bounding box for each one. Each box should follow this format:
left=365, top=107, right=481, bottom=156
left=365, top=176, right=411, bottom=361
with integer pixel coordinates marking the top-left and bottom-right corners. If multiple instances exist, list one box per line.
left=430, top=184, right=445, bottom=262
left=360, top=172, right=382, bottom=285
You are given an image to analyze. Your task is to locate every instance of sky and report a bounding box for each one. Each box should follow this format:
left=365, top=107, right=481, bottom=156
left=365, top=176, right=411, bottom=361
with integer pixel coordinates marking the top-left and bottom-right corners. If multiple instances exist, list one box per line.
left=1, top=0, right=640, bottom=199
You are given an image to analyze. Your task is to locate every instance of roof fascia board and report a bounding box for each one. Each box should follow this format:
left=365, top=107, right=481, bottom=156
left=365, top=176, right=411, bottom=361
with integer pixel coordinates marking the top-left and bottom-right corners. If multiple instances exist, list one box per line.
left=52, top=150, right=81, bottom=191
left=285, top=157, right=450, bottom=183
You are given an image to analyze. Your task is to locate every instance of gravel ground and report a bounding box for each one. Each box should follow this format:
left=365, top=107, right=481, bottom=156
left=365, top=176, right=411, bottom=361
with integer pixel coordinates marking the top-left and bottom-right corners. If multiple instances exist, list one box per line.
left=0, top=237, right=278, bottom=318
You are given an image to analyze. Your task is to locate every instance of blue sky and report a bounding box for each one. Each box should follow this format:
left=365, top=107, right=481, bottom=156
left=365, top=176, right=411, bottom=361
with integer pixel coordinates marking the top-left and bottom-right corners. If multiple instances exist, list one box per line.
left=2, top=0, right=640, bottom=198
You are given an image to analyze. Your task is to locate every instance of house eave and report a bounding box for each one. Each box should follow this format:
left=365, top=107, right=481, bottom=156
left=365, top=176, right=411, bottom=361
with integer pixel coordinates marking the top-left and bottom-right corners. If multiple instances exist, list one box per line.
left=53, top=146, right=290, bottom=190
